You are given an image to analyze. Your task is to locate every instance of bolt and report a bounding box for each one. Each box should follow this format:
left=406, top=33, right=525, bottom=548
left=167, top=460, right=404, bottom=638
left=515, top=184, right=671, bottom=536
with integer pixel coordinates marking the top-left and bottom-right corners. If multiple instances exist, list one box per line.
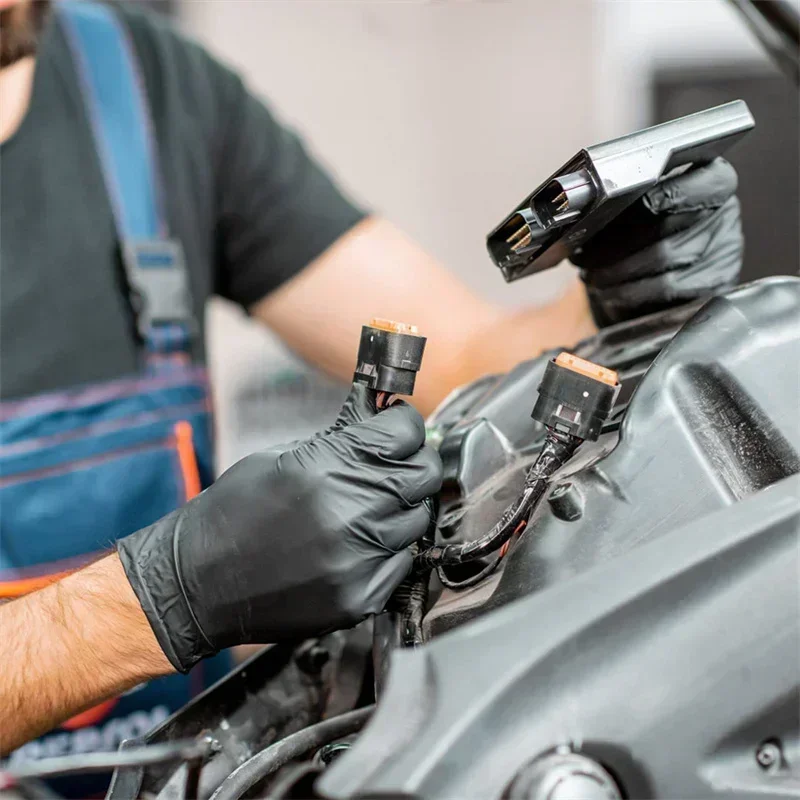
left=317, top=741, right=352, bottom=765
left=756, top=740, right=782, bottom=772
left=295, top=643, right=330, bottom=675
left=198, top=732, right=222, bottom=754
left=548, top=482, right=584, bottom=521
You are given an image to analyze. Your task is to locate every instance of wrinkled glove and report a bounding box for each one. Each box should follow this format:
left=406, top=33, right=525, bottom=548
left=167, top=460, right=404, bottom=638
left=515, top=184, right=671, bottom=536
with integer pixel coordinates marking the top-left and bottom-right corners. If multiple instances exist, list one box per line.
left=325, top=381, right=380, bottom=431
left=572, top=157, right=743, bottom=327
left=118, top=384, right=443, bottom=673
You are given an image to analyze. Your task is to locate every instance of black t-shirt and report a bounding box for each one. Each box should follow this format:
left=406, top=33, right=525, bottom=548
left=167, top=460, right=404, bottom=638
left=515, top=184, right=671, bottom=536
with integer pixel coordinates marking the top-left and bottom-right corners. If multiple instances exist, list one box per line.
left=0, top=4, right=366, bottom=400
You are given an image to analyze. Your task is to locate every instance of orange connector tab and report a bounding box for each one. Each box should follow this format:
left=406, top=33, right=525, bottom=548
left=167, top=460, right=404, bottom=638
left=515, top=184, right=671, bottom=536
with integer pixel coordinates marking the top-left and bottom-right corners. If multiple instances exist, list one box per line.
left=369, top=318, right=420, bottom=336
left=555, top=352, right=618, bottom=387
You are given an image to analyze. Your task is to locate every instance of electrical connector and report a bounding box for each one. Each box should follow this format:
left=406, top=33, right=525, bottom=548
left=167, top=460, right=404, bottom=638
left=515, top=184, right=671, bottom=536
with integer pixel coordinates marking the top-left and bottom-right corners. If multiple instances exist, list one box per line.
left=532, top=352, right=620, bottom=442
left=354, top=318, right=427, bottom=397
left=416, top=351, right=622, bottom=584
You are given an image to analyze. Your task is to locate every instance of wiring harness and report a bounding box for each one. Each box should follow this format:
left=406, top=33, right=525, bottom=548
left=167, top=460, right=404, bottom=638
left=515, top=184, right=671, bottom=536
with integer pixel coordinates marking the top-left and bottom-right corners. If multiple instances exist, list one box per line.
left=416, top=352, right=621, bottom=586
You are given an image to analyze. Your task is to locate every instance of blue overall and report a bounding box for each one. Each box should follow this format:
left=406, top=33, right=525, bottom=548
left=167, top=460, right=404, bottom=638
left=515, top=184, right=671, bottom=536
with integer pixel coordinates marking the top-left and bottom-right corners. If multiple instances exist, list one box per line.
left=0, top=1, right=230, bottom=793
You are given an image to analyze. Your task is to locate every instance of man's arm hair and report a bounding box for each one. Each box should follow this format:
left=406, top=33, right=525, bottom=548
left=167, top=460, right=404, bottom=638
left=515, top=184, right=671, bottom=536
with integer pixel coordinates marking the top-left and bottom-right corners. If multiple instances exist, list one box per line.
left=253, top=217, right=596, bottom=416
left=0, top=554, right=173, bottom=755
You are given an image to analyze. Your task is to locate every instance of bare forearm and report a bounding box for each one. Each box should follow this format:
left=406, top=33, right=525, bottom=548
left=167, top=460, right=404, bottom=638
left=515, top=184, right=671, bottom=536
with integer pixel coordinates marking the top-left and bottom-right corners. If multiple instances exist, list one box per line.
left=450, top=279, right=596, bottom=397
left=0, top=554, right=173, bottom=755
left=254, top=218, right=595, bottom=415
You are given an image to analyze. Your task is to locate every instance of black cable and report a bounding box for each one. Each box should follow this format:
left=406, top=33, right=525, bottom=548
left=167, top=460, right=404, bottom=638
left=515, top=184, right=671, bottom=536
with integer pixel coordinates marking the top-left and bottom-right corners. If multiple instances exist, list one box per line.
left=416, top=487, right=532, bottom=569
left=437, top=553, right=503, bottom=590
left=3, top=739, right=210, bottom=780
left=208, top=706, right=374, bottom=800
left=424, top=354, right=619, bottom=581
left=389, top=499, right=437, bottom=647
left=416, top=428, right=581, bottom=569
left=399, top=566, right=429, bottom=646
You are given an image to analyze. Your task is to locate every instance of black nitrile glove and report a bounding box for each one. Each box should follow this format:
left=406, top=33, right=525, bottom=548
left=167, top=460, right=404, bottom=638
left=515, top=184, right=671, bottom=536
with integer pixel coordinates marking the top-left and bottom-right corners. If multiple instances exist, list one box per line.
left=325, top=381, right=379, bottom=431
left=118, top=385, right=443, bottom=673
left=572, top=157, right=743, bottom=327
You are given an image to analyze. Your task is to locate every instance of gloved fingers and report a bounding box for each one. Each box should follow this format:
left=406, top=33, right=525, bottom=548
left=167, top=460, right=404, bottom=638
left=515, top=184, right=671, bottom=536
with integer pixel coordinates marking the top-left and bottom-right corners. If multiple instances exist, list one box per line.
left=326, top=382, right=379, bottom=433
left=337, top=400, right=426, bottom=461
left=580, top=213, right=714, bottom=290
left=644, top=158, right=738, bottom=215
left=379, top=502, right=434, bottom=552
left=572, top=159, right=738, bottom=274
left=404, top=445, right=444, bottom=504
left=571, top=200, right=710, bottom=273
left=586, top=204, right=743, bottom=324
left=375, top=444, right=443, bottom=508
left=581, top=197, right=741, bottom=290
left=587, top=268, right=730, bottom=325
left=359, top=550, right=415, bottom=617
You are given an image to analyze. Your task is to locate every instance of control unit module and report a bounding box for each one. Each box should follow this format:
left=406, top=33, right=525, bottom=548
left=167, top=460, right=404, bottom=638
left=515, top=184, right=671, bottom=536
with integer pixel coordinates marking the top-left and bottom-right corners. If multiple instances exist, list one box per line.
left=487, top=99, right=755, bottom=282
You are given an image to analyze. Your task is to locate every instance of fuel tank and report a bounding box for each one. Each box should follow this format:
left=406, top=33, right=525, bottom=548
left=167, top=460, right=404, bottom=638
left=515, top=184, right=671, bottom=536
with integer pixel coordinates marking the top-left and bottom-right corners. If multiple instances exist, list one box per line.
left=425, top=276, right=800, bottom=637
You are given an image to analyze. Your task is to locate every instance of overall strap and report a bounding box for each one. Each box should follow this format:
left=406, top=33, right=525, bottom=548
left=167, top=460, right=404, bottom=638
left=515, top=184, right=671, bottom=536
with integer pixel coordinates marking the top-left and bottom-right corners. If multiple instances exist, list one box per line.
left=58, top=0, right=194, bottom=369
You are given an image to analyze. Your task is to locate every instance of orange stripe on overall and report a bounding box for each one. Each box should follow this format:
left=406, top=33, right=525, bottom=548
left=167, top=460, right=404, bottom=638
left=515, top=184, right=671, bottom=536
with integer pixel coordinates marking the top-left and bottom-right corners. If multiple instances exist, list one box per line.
left=0, top=422, right=202, bottom=727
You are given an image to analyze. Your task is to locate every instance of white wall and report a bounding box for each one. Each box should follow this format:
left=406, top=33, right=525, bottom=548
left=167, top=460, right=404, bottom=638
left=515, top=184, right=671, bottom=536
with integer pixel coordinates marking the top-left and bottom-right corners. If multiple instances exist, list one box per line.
left=595, top=0, right=772, bottom=138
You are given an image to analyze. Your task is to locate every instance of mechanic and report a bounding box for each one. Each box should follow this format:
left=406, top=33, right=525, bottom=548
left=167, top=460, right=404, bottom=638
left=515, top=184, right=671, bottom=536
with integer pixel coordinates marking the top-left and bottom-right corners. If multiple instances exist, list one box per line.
left=0, top=0, right=743, bottom=785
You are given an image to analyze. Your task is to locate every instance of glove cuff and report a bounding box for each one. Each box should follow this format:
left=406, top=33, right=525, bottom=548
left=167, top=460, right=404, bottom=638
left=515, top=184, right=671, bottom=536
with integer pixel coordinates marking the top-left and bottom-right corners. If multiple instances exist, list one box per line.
left=117, top=509, right=216, bottom=673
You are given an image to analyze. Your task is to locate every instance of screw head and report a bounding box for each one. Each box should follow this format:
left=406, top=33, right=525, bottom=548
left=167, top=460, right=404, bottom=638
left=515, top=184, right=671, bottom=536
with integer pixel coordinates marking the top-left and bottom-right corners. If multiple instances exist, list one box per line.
left=756, top=740, right=782, bottom=771
left=548, top=482, right=584, bottom=521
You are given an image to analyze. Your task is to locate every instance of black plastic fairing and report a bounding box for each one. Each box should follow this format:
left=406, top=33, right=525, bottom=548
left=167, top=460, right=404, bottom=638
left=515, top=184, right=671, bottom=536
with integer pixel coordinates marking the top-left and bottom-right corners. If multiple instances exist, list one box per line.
left=425, top=277, right=800, bottom=638
left=321, top=474, right=800, bottom=800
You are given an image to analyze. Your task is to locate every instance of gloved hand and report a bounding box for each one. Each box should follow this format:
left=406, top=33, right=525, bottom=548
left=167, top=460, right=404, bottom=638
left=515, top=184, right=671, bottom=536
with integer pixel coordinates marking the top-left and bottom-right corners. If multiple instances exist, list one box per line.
left=571, top=157, right=743, bottom=327
left=118, top=384, right=443, bottom=673
left=325, top=381, right=380, bottom=431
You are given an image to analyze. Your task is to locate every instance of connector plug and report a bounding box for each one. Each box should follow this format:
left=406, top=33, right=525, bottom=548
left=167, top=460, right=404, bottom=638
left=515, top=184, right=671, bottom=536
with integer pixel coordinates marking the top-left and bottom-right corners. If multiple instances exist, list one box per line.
left=532, top=352, right=620, bottom=441
left=354, top=318, right=427, bottom=396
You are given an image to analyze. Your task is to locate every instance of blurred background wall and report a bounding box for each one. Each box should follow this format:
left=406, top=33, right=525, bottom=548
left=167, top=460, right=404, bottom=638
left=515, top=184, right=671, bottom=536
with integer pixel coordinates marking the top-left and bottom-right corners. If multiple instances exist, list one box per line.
left=598, top=0, right=799, bottom=290
left=164, top=0, right=796, bottom=468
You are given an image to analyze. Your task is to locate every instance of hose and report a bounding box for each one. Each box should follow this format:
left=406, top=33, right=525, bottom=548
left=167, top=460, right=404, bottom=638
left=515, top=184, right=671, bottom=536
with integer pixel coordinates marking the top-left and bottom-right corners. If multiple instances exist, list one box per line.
left=208, top=706, right=374, bottom=800
left=3, top=739, right=210, bottom=780
left=416, top=428, right=581, bottom=569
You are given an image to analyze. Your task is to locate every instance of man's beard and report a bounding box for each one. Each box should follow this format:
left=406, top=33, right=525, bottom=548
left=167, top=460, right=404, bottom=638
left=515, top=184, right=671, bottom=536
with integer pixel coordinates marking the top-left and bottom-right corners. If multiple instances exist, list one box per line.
left=0, top=0, right=51, bottom=69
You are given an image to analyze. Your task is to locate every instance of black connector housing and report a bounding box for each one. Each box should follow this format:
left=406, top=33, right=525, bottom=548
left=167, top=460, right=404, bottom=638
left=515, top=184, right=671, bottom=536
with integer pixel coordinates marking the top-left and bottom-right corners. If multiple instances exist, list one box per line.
left=487, top=100, right=755, bottom=282
left=354, top=320, right=427, bottom=396
left=532, top=354, right=620, bottom=441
